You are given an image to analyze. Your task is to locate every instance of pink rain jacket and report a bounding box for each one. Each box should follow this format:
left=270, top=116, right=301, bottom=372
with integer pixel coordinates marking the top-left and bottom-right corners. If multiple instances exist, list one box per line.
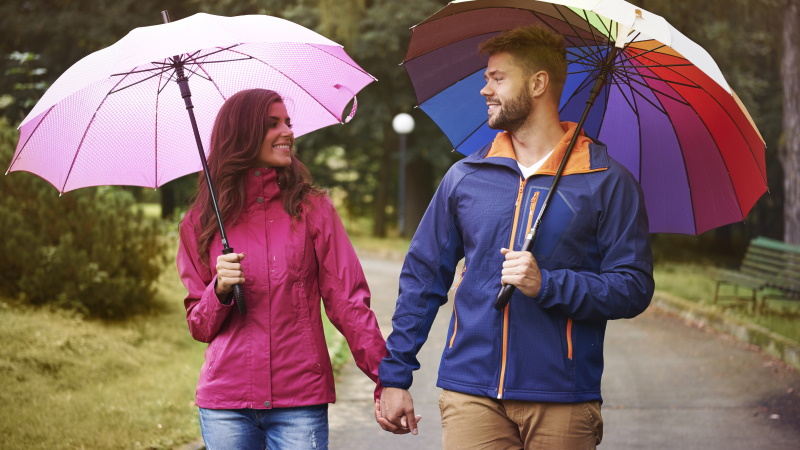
left=177, top=168, right=386, bottom=409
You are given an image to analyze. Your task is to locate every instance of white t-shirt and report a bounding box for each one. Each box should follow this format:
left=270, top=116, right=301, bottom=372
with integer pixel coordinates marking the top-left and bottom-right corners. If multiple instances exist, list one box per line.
left=518, top=149, right=555, bottom=179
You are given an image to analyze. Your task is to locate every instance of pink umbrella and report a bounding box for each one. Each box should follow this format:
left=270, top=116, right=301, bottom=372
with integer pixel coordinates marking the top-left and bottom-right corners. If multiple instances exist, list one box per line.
left=7, top=11, right=376, bottom=313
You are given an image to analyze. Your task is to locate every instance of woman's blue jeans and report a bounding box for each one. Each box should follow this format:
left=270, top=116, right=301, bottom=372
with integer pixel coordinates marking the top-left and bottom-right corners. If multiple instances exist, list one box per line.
left=198, top=405, right=328, bottom=450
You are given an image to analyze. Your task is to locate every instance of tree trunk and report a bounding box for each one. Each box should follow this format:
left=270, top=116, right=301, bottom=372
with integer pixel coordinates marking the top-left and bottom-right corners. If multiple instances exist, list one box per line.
left=781, top=0, right=800, bottom=244
left=160, top=184, right=176, bottom=219
left=405, top=156, right=434, bottom=238
left=373, top=123, right=394, bottom=238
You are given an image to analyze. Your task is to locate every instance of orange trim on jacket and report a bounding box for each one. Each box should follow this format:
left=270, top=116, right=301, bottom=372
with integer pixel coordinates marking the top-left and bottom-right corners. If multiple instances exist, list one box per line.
left=484, top=122, right=607, bottom=176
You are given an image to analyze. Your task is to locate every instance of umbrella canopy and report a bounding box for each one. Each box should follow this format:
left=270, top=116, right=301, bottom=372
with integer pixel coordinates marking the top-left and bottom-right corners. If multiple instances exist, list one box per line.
left=403, top=0, right=768, bottom=235
left=8, top=12, right=375, bottom=193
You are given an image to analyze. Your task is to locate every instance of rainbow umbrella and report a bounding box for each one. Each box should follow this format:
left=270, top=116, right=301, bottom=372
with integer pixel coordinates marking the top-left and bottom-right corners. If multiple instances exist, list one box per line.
left=404, top=0, right=768, bottom=237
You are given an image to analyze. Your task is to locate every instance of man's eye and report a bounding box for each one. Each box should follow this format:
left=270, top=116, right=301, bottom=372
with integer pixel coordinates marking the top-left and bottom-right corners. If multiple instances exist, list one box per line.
left=286, top=123, right=293, bottom=129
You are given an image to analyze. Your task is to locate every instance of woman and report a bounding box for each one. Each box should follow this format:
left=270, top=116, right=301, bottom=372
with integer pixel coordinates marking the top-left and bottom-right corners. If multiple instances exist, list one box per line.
left=176, top=89, right=386, bottom=450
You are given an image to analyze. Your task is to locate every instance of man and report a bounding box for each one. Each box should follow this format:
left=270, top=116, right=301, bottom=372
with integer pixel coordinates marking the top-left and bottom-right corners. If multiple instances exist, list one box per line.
left=375, top=24, right=654, bottom=449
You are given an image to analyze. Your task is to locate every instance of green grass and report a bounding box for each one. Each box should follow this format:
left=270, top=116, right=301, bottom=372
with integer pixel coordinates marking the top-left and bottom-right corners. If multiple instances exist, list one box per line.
left=0, top=263, right=205, bottom=449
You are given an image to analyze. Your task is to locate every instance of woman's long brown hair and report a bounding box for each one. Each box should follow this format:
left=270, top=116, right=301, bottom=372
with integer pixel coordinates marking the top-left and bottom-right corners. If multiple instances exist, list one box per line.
left=187, top=89, right=324, bottom=265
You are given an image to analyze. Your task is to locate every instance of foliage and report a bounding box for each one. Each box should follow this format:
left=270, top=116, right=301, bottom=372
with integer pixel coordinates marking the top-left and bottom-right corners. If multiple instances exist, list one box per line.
left=0, top=119, right=169, bottom=319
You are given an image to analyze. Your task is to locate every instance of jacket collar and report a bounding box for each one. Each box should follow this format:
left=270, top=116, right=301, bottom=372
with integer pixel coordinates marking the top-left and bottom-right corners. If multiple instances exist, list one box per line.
left=478, top=121, right=609, bottom=176
left=244, top=168, right=281, bottom=208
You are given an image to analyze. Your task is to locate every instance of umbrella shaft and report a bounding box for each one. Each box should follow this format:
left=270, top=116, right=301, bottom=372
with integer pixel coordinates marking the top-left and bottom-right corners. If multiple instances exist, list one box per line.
left=173, top=62, right=231, bottom=250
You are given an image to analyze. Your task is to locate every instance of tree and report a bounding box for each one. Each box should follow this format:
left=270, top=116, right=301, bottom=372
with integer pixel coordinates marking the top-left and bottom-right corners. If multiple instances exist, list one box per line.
left=781, top=0, right=800, bottom=244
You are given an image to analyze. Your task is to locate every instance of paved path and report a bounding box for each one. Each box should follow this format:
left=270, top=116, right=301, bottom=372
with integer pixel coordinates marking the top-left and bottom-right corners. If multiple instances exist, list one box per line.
left=330, top=255, right=800, bottom=449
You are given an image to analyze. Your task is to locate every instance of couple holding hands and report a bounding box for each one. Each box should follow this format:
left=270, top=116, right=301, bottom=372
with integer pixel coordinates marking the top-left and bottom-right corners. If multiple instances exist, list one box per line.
left=177, top=24, right=653, bottom=450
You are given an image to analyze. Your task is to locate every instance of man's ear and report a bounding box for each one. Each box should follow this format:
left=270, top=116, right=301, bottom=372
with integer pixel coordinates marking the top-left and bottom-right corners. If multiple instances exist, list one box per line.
left=529, top=70, right=549, bottom=99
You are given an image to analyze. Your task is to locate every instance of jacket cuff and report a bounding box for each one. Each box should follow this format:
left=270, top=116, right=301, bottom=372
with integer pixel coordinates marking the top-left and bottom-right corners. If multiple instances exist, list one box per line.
left=532, top=268, right=551, bottom=303
left=205, top=275, right=235, bottom=309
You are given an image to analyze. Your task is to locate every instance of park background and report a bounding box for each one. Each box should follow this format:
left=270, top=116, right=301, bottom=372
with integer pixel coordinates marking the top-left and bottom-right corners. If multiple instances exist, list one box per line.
left=0, top=0, right=798, bottom=448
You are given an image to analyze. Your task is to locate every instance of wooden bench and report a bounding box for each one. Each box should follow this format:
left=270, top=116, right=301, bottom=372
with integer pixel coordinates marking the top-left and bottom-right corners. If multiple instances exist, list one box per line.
left=713, top=236, right=800, bottom=314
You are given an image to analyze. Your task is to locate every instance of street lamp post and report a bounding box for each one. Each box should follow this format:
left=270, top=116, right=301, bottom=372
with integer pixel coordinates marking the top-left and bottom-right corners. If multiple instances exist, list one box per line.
left=392, top=112, right=415, bottom=236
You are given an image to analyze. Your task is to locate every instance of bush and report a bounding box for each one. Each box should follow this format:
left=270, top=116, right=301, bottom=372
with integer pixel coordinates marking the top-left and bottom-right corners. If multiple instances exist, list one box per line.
left=0, top=119, right=168, bottom=319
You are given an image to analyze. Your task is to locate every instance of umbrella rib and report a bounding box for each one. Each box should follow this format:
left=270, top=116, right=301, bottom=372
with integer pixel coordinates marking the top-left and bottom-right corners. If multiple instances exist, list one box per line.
left=305, top=44, right=376, bottom=80
left=615, top=67, right=700, bottom=90
left=527, top=9, right=602, bottom=65
left=552, top=6, right=606, bottom=66
left=61, top=72, right=134, bottom=194
left=183, top=56, right=253, bottom=65
left=566, top=48, right=606, bottom=67
left=109, top=66, right=175, bottom=95
left=611, top=77, right=640, bottom=118
left=568, top=67, right=606, bottom=75
left=154, top=69, right=163, bottom=188
left=7, top=106, right=56, bottom=173
left=559, top=72, right=598, bottom=116
left=181, top=65, right=213, bottom=82
left=624, top=82, right=670, bottom=115
left=616, top=63, right=694, bottom=69
left=451, top=117, right=492, bottom=151
left=610, top=68, right=641, bottom=117
left=157, top=68, right=178, bottom=95
left=188, top=54, right=228, bottom=102
left=579, top=8, right=608, bottom=48
left=222, top=46, right=345, bottom=122
left=618, top=73, right=691, bottom=108
left=616, top=45, right=687, bottom=68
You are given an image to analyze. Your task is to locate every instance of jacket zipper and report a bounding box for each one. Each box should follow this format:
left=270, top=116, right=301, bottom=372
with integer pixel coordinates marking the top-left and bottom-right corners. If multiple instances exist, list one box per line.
left=449, top=266, right=467, bottom=348
left=526, top=191, right=540, bottom=235
left=498, top=177, right=527, bottom=399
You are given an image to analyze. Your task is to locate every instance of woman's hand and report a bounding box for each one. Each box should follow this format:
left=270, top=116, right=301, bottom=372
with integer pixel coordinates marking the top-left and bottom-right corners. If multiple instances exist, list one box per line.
left=215, top=252, right=246, bottom=301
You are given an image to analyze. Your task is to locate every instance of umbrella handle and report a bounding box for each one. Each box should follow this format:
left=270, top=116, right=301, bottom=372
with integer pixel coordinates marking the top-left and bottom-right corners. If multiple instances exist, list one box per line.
left=222, top=247, right=247, bottom=314
left=493, top=235, right=534, bottom=310
left=232, top=285, right=247, bottom=315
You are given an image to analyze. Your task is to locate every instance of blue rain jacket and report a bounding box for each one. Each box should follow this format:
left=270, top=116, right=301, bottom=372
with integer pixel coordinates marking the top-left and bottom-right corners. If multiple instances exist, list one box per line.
left=379, top=122, right=654, bottom=403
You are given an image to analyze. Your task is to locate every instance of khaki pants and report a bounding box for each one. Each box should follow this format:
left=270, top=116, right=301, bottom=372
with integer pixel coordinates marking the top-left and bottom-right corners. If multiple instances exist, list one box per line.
left=439, top=389, right=603, bottom=450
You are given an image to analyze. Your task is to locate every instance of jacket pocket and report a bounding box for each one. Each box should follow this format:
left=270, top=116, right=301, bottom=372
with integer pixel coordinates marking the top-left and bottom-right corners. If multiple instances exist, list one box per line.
left=566, top=318, right=573, bottom=360
left=449, top=266, right=466, bottom=349
left=204, top=340, right=222, bottom=379
left=292, top=281, right=323, bottom=373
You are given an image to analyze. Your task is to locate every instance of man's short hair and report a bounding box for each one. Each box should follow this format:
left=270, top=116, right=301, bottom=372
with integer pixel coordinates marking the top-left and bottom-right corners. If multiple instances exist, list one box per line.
left=479, top=25, right=568, bottom=102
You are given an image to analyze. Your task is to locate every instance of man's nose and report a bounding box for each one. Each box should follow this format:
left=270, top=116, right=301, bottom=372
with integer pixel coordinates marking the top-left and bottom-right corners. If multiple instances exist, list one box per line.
left=480, top=82, right=492, bottom=97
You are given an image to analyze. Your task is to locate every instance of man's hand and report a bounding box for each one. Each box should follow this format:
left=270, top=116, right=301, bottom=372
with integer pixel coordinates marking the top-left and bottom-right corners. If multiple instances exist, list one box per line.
left=500, top=247, right=542, bottom=297
left=375, top=387, right=422, bottom=435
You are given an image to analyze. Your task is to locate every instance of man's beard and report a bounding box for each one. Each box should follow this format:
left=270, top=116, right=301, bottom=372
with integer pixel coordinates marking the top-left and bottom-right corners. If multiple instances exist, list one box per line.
left=487, top=84, right=532, bottom=132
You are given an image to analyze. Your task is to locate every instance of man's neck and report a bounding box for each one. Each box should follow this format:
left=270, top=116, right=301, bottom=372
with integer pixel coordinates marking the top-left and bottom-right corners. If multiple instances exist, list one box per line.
left=508, top=108, right=563, bottom=167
